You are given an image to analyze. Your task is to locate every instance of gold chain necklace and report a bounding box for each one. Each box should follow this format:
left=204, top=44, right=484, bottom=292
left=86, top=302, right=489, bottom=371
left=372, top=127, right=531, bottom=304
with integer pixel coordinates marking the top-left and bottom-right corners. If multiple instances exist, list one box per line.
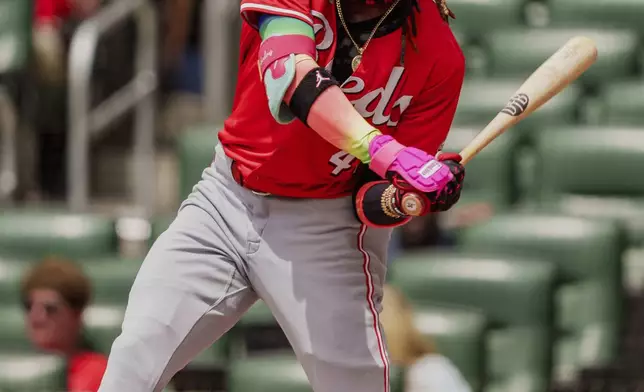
left=336, top=0, right=403, bottom=72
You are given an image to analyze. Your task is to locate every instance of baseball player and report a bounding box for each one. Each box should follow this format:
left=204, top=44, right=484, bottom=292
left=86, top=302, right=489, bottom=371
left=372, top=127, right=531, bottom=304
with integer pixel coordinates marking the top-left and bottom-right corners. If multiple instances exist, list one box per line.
left=99, top=0, right=465, bottom=391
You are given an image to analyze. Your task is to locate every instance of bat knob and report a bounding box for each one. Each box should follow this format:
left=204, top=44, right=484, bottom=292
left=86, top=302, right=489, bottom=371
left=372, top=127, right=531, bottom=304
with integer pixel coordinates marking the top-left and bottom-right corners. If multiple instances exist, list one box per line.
left=401, top=193, right=425, bottom=216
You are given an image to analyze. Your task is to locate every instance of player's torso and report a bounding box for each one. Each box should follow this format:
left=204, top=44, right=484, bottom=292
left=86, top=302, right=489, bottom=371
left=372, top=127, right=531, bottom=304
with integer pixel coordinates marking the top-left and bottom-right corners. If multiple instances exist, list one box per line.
left=220, top=0, right=441, bottom=198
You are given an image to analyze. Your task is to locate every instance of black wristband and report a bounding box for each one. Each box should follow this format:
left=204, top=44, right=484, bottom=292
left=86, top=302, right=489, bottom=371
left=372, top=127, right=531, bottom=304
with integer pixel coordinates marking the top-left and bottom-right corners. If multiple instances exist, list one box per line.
left=353, top=181, right=410, bottom=228
left=288, top=67, right=339, bottom=126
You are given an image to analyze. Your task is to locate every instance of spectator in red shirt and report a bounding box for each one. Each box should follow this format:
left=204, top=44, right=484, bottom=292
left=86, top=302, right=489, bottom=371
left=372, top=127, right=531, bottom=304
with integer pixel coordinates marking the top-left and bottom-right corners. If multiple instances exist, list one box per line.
left=21, top=257, right=108, bottom=392
left=32, top=0, right=101, bottom=83
left=30, top=0, right=102, bottom=200
left=34, top=0, right=72, bottom=24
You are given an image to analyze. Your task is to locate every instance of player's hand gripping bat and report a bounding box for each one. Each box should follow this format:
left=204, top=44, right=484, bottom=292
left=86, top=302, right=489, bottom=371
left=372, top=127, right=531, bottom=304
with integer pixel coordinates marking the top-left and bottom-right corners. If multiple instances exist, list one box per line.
left=399, top=35, right=599, bottom=216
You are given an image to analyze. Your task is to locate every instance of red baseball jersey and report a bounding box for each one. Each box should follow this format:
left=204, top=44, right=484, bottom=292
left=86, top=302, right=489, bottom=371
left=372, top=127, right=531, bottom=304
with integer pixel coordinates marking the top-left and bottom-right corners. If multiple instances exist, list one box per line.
left=34, top=0, right=71, bottom=24
left=67, top=351, right=108, bottom=392
left=219, top=0, right=465, bottom=198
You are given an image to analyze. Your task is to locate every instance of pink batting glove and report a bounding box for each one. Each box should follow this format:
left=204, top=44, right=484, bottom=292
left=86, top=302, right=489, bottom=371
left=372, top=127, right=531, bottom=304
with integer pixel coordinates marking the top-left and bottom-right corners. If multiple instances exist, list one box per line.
left=368, top=135, right=454, bottom=193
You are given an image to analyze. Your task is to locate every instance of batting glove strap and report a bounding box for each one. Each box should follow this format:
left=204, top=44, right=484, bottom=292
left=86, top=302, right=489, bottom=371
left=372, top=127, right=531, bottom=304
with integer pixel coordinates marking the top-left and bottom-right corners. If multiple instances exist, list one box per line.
left=368, top=135, right=454, bottom=193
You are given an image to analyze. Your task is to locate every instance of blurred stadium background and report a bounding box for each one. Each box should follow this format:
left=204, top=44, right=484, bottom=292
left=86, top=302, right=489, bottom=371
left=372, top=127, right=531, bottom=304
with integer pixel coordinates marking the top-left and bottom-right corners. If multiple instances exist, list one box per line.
left=0, top=0, right=643, bottom=391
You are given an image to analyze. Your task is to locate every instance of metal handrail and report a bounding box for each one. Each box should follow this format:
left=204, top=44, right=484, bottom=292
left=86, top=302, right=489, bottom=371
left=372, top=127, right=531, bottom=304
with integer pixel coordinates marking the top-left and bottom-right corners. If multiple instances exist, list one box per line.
left=0, top=87, right=17, bottom=202
left=203, top=0, right=241, bottom=123
left=67, top=0, right=158, bottom=213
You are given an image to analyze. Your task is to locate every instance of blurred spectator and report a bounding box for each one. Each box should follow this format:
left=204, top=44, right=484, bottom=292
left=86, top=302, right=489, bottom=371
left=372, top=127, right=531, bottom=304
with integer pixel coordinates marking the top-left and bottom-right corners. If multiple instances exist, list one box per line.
left=157, top=0, right=208, bottom=142
left=33, top=0, right=101, bottom=84
left=21, top=257, right=107, bottom=392
left=30, top=0, right=103, bottom=200
left=381, top=285, right=472, bottom=392
left=159, top=0, right=202, bottom=94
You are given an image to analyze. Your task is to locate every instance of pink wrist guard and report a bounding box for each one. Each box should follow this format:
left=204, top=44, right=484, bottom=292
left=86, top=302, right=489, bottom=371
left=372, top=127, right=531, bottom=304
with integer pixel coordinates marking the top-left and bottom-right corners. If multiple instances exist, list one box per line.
left=368, top=135, right=454, bottom=193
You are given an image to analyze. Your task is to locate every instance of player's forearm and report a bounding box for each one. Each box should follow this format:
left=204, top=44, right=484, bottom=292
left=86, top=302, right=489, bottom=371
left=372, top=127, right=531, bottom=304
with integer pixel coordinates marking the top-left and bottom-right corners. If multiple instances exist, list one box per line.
left=258, top=15, right=380, bottom=163
left=283, top=55, right=379, bottom=163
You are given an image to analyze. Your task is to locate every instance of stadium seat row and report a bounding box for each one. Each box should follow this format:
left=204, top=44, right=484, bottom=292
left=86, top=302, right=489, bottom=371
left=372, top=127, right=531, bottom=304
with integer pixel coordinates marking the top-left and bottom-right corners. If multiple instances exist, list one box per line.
left=458, top=28, right=642, bottom=83
left=4, top=119, right=641, bottom=281
left=443, top=125, right=644, bottom=292
left=443, top=126, right=644, bottom=236
left=0, top=209, right=626, bottom=392
left=446, top=0, right=644, bottom=34
left=389, top=211, right=625, bottom=391
left=0, top=349, right=397, bottom=392
left=455, top=78, right=644, bottom=127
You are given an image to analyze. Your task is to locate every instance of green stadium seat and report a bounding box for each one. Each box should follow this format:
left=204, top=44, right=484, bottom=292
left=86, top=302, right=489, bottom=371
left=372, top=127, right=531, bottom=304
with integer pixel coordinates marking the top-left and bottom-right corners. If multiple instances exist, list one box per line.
left=549, top=0, right=644, bottom=33
left=412, top=304, right=487, bottom=391
left=460, top=213, right=624, bottom=384
left=453, top=78, right=581, bottom=130
left=177, top=125, right=220, bottom=200
left=82, top=304, right=126, bottom=354
left=444, top=0, right=524, bottom=35
left=0, top=306, right=30, bottom=352
left=190, top=340, right=230, bottom=368
left=0, top=257, right=29, bottom=306
left=83, top=258, right=142, bottom=304
left=531, top=126, right=644, bottom=291
left=390, top=251, right=556, bottom=392
left=450, top=27, right=488, bottom=77
left=0, top=210, right=116, bottom=259
left=0, top=0, right=32, bottom=203
left=237, top=300, right=276, bottom=328
left=484, top=28, right=639, bottom=85
left=533, top=127, right=644, bottom=246
left=450, top=27, right=467, bottom=46
left=150, top=214, right=175, bottom=244
left=228, top=355, right=310, bottom=392
left=599, top=81, right=644, bottom=126
left=0, top=354, right=65, bottom=391
left=228, top=354, right=404, bottom=392
left=0, top=0, right=32, bottom=74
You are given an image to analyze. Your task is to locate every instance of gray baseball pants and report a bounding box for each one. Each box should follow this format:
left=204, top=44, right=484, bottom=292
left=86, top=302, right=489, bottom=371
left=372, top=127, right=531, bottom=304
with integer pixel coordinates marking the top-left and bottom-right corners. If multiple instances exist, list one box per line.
left=98, top=144, right=393, bottom=392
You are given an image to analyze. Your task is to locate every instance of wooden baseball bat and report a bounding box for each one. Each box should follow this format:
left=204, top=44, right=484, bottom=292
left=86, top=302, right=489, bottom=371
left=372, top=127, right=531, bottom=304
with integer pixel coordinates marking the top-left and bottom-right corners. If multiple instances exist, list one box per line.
left=400, top=35, right=599, bottom=216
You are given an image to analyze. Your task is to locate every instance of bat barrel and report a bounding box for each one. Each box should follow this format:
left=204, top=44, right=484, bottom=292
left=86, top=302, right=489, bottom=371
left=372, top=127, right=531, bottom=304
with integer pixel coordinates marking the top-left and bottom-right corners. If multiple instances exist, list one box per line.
left=458, top=35, right=598, bottom=166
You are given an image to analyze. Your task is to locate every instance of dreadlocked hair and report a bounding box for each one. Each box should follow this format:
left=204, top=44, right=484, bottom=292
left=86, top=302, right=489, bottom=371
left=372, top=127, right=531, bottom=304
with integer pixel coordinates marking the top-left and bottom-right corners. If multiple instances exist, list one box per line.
left=362, top=0, right=455, bottom=51
left=401, top=0, right=421, bottom=51
left=404, top=0, right=457, bottom=52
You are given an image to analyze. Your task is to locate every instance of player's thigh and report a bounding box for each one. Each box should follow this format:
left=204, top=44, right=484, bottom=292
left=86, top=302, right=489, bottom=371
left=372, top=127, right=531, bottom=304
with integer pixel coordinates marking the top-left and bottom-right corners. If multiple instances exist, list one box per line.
left=103, top=202, right=257, bottom=391
left=250, top=199, right=392, bottom=392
